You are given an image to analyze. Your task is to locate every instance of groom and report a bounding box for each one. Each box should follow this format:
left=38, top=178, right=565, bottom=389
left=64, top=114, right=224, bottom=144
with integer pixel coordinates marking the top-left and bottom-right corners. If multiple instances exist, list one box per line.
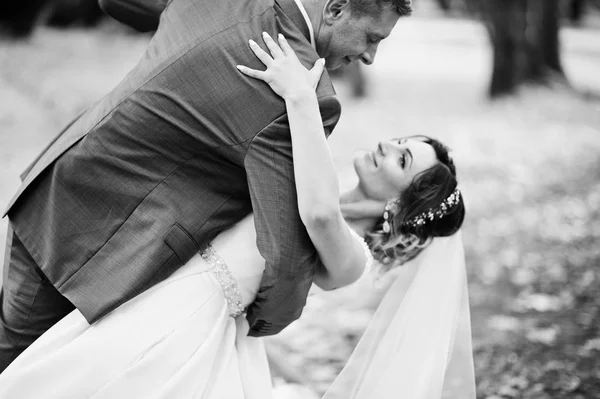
left=0, top=0, right=410, bottom=371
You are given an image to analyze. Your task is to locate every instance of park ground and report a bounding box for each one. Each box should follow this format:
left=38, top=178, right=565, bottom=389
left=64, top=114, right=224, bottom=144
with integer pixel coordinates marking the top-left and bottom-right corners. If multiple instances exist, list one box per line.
left=1, top=9, right=599, bottom=399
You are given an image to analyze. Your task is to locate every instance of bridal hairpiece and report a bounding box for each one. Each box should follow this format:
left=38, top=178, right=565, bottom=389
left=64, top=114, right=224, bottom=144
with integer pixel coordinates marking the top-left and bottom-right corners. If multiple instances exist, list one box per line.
left=382, top=189, right=462, bottom=233
left=404, top=189, right=462, bottom=228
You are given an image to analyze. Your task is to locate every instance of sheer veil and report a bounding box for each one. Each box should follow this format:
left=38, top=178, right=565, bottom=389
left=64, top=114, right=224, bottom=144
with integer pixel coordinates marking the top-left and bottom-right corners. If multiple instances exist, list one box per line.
left=323, top=231, right=476, bottom=399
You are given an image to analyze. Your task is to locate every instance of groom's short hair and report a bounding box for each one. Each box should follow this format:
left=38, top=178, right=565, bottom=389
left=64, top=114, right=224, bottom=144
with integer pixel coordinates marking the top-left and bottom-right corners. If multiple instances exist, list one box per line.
left=350, top=0, right=412, bottom=17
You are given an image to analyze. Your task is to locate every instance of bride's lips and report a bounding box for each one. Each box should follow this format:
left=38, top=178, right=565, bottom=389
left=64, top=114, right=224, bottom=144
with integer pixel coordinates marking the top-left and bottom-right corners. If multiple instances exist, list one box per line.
left=370, top=151, right=378, bottom=167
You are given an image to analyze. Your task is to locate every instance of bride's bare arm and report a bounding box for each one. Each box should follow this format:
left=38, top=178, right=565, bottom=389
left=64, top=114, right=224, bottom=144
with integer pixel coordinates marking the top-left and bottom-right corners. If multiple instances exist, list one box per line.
left=238, top=33, right=367, bottom=290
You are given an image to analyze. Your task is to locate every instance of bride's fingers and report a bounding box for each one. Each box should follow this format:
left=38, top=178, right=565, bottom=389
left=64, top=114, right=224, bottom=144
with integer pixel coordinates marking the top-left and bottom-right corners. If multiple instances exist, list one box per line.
left=248, top=39, right=273, bottom=67
left=236, top=65, right=267, bottom=81
left=261, top=32, right=284, bottom=59
left=277, top=34, right=295, bottom=58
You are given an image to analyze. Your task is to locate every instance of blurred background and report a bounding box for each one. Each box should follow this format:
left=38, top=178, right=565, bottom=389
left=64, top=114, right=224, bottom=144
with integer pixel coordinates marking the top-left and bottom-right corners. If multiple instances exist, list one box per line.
left=1, top=0, right=599, bottom=397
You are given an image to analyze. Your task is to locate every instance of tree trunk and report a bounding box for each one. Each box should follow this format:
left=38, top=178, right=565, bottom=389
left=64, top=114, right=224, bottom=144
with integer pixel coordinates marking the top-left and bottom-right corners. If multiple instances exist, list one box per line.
left=481, top=0, right=566, bottom=98
left=568, top=0, right=586, bottom=25
left=0, top=0, right=52, bottom=38
left=436, top=0, right=451, bottom=12
left=482, top=0, right=527, bottom=96
left=540, top=0, right=564, bottom=74
left=47, top=0, right=105, bottom=28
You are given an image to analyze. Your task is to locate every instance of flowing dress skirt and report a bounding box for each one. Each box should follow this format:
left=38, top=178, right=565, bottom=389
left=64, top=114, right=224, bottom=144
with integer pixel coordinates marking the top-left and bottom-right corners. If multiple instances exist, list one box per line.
left=0, top=257, right=273, bottom=398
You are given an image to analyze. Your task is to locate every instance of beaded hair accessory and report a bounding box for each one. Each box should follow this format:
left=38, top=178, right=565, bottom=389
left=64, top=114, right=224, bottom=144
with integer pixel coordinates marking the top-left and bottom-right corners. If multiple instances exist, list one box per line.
left=382, top=188, right=462, bottom=233
left=403, top=189, right=462, bottom=229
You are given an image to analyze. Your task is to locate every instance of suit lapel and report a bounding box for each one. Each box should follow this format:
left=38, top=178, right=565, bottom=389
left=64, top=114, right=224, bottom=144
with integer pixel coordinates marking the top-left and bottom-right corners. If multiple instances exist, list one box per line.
left=274, top=0, right=312, bottom=43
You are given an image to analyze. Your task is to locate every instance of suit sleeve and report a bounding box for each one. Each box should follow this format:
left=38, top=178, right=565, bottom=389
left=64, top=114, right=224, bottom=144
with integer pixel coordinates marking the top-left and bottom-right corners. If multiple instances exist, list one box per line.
left=98, top=0, right=169, bottom=32
left=244, top=95, right=341, bottom=337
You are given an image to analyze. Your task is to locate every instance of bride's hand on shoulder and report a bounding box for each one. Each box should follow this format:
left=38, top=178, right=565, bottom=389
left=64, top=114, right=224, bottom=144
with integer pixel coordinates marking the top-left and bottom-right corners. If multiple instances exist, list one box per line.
left=237, top=32, right=325, bottom=101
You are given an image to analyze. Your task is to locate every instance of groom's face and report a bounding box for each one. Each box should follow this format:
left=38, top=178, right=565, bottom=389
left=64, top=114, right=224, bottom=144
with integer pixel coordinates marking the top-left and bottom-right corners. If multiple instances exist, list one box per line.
left=316, top=2, right=400, bottom=70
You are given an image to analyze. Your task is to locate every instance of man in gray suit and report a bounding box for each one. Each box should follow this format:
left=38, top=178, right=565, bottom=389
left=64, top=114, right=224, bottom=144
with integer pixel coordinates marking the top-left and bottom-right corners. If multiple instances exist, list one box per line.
left=0, top=0, right=411, bottom=371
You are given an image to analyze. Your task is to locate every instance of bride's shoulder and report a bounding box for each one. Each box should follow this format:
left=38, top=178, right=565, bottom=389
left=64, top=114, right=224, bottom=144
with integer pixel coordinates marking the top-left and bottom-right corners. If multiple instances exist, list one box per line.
left=347, top=227, right=374, bottom=276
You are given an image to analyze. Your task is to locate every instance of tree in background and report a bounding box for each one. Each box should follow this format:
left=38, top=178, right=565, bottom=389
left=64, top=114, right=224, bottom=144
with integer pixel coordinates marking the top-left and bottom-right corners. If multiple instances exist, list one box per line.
left=0, top=0, right=52, bottom=37
left=0, top=0, right=105, bottom=38
left=430, top=0, right=590, bottom=98
left=480, top=0, right=566, bottom=97
left=435, top=0, right=451, bottom=13
left=47, top=0, right=104, bottom=29
left=568, top=0, right=587, bottom=24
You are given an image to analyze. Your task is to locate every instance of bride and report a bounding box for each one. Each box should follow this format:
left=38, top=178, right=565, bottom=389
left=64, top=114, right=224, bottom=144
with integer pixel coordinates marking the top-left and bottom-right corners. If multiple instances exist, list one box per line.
left=0, top=33, right=475, bottom=398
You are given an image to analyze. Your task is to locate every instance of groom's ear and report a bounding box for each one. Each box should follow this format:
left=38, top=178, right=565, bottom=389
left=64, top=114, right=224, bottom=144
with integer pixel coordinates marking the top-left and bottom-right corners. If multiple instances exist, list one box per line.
left=323, top=0, right=351, bottom=24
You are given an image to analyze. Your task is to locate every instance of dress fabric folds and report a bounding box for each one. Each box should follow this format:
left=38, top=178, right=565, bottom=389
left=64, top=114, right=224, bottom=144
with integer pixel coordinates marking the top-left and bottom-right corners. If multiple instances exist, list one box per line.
left=0, top=216, right=475, bottom=399
left=0, top=216, right=273, bottom=398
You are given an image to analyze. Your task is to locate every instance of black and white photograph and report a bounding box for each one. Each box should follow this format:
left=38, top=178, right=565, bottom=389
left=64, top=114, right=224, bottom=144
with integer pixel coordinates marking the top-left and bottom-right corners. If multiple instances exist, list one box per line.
left=0, top=0, right=599, bottom=397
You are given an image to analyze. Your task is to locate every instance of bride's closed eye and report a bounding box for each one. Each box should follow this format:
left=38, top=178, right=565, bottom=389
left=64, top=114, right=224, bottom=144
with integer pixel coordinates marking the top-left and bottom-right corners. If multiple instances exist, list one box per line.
left=394, top=139, right=409, bottom=168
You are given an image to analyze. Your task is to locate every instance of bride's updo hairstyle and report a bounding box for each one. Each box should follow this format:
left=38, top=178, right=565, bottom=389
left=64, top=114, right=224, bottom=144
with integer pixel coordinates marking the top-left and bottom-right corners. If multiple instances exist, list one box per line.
left=366, top=136, right=465, bottom=270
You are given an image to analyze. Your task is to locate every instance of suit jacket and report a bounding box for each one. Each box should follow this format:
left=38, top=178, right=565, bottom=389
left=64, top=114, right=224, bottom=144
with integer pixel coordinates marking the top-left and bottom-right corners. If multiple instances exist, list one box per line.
left=99, top=0, right=168, bottom=32
left=3, top=0, right=341, bottom=337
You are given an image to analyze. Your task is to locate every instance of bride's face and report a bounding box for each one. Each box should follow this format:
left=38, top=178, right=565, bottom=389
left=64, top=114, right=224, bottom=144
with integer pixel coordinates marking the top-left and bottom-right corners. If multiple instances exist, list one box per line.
left=354, top=138, right=438, bottom=201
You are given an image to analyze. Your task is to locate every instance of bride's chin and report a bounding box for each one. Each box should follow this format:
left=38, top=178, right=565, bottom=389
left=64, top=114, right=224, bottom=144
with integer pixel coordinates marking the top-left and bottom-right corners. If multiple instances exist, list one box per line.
left=353, top=150, right=369, bottom=166
left=352, top=157, right=367, bottom=185
left=351, top=154, right=363, bottom=173
left=354, top=150, right=375, bottom=170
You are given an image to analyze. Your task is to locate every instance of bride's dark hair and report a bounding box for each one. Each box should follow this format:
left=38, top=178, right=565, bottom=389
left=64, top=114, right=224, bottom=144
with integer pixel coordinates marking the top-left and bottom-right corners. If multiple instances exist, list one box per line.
left=365, top=136, right=465, bottom=271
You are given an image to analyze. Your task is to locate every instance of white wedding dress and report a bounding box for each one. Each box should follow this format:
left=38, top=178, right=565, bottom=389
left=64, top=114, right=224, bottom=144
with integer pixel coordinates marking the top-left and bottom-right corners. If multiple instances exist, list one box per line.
left=0, top=214, right=476, bottom=398
left=0, top=215, right=274, bottom=398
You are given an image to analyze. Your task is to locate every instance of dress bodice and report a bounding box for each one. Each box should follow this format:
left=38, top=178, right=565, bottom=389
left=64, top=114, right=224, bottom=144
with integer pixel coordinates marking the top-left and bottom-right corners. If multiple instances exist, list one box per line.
left=181, top=215, right=265, bottom=316
left=186, top=214, right=373, bottom=317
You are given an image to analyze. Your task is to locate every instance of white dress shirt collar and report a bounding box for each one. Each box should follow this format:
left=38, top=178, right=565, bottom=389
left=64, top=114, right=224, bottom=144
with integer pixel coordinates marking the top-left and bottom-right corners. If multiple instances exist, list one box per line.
left=291, top=0, right=316, bottom=49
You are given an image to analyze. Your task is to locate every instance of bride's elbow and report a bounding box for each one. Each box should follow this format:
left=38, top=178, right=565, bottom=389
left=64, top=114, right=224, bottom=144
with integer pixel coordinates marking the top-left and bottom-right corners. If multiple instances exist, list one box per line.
left=312, top=261, right=363, bottom=291
left=300, top=204, right=340, bottom=231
